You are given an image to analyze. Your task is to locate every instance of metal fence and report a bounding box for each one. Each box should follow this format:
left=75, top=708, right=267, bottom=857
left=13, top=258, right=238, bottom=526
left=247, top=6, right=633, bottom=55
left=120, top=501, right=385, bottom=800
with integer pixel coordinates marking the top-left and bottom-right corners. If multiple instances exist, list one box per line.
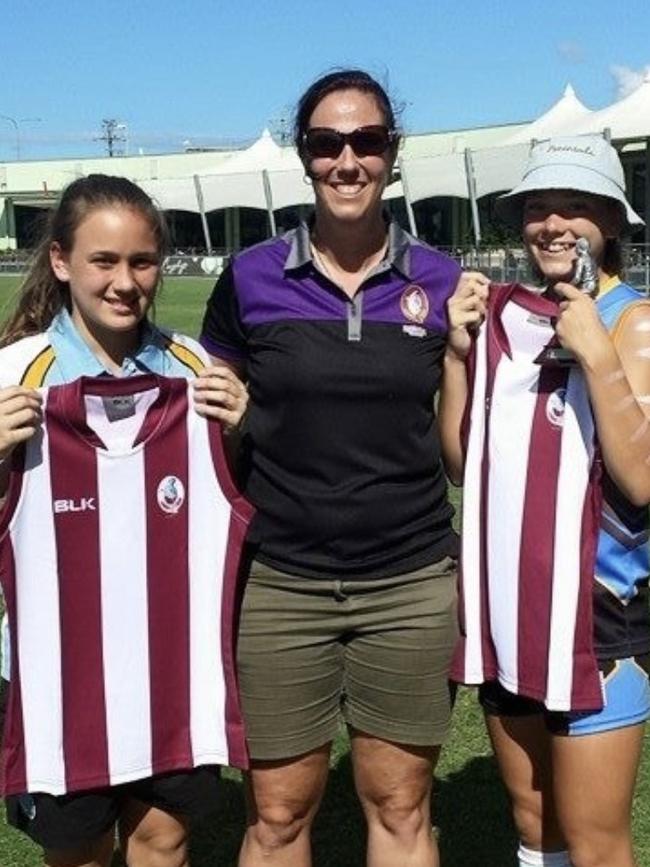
left=450, top=245, right=650, bottom=293
left=0, top=253, right=230, bottom=278
left=0, top=256, right=29, bottom=274
left=1, top=245, right=649, bottom=292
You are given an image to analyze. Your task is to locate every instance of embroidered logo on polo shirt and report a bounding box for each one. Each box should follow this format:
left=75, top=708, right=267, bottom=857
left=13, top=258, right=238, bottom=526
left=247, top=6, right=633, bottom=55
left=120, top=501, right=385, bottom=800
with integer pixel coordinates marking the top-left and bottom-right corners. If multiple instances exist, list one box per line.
left=400, top=285, right=429, bottom=324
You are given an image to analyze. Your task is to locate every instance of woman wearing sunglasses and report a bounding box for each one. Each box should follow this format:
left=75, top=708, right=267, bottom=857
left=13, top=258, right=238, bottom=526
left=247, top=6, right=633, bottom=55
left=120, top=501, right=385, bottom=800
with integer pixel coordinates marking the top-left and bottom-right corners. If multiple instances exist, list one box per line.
left=201, top=69, right=461, bottom=866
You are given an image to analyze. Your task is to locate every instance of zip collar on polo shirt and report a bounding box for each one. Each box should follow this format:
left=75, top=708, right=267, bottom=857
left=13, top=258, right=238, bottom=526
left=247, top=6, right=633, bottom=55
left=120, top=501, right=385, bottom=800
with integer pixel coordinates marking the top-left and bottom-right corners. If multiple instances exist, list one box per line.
left=283, top=220, right=413, bottom=280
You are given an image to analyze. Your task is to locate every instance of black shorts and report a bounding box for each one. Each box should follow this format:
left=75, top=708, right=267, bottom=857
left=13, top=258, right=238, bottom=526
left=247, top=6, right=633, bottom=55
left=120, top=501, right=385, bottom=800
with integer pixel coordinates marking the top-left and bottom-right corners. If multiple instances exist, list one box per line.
left=5, top=766, right=221, bottom=851
left=479, top=655, right=650, bottom=736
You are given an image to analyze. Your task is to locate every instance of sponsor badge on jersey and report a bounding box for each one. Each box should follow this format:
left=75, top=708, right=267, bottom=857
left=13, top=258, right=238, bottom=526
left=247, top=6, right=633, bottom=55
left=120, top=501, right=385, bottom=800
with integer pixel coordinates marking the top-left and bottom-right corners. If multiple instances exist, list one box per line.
left=102, top=395, right=136, bottom=421
left=527, top=313, right=553, bottom=329
left=157, top=475, right=186, bottom=514
left=400, top=285, right=429, bottom=324
left=546, top=388, right=567, bottom=428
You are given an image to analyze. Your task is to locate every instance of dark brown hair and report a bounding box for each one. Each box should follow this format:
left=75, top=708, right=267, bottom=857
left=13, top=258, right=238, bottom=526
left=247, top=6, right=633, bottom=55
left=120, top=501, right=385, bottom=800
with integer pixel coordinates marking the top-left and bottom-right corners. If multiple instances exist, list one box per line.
left=1, top=174, right=167, bottom=347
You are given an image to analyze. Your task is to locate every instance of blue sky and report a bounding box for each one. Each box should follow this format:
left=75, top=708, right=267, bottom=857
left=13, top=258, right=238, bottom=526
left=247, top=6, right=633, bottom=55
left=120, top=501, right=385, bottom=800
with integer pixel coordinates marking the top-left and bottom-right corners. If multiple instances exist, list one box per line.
left=4, top=0, right=650, bottom=161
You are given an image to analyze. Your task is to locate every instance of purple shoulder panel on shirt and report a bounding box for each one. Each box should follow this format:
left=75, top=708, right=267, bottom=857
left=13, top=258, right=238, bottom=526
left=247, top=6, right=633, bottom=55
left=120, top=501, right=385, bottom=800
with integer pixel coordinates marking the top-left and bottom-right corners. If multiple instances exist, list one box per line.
left=215, top=233, right=460, bottom=336
left=233, top=237, right=347, bottom=326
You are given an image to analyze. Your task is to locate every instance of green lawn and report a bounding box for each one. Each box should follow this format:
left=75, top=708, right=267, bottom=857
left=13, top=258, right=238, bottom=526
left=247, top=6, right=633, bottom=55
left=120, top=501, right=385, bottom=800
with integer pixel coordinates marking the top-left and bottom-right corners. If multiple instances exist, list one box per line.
left=0, top=274, right=214, bottom=338
left=0, top=273, right=649, bottom=865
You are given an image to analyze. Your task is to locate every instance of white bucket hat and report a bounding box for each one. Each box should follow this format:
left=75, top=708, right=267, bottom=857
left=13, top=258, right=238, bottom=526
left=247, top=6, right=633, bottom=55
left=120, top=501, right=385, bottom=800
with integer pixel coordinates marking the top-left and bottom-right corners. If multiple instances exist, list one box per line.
left=495, top=135, right=644, bottom=232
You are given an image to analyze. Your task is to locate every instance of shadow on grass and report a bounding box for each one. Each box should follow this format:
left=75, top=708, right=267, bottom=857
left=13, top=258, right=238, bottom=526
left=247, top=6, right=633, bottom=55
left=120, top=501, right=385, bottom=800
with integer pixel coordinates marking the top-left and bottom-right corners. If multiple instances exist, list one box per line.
left=187, top=774, right=247, bottom=866
left=436, top=754, right=516, bottom=867
left=173, top=749, right=515, bottom=867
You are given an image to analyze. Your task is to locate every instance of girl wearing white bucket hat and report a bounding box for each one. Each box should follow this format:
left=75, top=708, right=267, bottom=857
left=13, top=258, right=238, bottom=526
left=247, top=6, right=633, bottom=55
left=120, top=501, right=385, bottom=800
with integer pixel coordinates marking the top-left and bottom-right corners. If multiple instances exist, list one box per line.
left=441, top=134, right=650, bottom=867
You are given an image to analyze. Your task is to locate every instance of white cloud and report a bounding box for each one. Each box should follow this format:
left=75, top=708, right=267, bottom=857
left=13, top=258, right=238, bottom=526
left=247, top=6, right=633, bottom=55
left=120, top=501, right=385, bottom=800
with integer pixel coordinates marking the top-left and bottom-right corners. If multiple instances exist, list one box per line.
left=610, top=64, right=650, bottom=99
left=557, top=41, right=584, bottom=63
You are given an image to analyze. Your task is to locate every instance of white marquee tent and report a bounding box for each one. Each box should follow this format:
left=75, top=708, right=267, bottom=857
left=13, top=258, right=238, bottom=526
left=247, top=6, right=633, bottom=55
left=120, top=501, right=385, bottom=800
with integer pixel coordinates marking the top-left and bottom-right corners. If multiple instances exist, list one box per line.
left=503, top=84, right=592, bottom=144
left=139, top=80, right=650, bottom=249
left=569, top=74, right=650, bottom=140
left=141, top=128, right=405, bottom=248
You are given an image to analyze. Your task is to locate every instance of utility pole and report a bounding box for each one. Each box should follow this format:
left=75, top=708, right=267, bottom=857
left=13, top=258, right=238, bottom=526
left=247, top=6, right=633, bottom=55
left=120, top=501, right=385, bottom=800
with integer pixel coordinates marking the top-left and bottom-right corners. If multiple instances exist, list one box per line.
left=95, top=119, right=127, bottom=157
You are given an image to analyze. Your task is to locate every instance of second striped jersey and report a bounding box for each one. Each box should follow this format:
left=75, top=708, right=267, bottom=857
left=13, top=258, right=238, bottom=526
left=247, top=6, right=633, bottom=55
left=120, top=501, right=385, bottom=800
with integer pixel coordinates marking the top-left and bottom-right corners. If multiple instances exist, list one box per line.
left=450, top=283, right=603, bottom=712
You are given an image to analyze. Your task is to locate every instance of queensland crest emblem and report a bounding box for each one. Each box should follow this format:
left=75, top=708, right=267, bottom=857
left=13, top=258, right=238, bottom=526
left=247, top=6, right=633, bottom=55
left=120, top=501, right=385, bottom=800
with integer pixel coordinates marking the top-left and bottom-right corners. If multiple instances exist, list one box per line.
left=400, top=284, right=429, bottom=324
left=545, top=388, right=567, bottom=428
left=157, top=475, right=186, bottom=514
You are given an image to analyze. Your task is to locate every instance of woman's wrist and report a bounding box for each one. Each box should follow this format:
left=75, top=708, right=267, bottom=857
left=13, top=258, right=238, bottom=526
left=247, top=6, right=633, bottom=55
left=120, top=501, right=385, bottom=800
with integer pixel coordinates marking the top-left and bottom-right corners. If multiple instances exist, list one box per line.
left=444, top=345, right=470, bottom=366
left=223, top=408, right=247, bottom=437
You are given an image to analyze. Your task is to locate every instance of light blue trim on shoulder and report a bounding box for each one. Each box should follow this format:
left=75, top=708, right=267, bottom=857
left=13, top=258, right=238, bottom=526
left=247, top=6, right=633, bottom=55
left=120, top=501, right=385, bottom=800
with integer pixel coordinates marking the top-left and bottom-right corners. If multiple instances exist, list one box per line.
left=597, top=281, right=645, bottom=331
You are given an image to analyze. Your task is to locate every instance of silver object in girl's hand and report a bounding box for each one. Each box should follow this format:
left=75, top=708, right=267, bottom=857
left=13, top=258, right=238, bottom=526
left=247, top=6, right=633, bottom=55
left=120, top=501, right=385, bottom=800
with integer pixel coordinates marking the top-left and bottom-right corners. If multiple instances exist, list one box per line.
left=535, top=237, right=598, bottom=365
left=571, top=237, right=598, bottom=296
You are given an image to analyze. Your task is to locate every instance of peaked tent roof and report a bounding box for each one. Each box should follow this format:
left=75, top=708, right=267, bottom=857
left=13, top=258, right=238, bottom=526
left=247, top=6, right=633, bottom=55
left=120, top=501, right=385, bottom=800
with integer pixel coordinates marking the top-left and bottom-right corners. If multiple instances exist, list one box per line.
left=141, top=128, right=410, bottom=212
left=504, top=84, right=592, bottom=145
left=569, top=73, right=650, bottom=141
left=141, top=129, right=311, bottom=212
left=212, top=128, right=303, bottom=174
left=204, top=128, right=311, bottom=210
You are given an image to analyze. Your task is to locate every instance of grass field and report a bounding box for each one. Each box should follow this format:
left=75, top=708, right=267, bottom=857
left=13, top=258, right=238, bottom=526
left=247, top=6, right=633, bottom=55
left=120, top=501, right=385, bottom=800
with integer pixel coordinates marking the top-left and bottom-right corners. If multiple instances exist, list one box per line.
left=0, top=273, right=649, bottom=866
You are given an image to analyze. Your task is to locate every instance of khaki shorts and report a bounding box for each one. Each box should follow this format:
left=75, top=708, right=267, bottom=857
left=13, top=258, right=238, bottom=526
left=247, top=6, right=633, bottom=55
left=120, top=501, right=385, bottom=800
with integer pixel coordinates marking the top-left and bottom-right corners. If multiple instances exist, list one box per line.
left=237, top=557, right=458, bottom=760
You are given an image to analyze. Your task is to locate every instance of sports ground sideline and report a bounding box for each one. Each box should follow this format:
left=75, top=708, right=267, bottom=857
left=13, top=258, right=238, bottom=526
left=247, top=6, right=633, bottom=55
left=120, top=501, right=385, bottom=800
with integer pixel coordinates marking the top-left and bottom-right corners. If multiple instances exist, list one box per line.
left=0, top=273, right=648, bottom=866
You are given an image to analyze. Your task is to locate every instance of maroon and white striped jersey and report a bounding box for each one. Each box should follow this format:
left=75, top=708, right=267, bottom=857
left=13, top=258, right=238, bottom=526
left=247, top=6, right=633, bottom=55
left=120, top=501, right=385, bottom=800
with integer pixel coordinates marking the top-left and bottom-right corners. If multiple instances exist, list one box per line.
left=450, top=284, right=604, bottom=712
left=0, top=374, right=253, bottom=796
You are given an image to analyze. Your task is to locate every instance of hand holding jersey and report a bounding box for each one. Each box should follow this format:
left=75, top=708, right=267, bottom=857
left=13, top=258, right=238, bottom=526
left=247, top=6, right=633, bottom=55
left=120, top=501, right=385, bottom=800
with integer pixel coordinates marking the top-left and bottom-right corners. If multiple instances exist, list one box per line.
left=0, top=386, right=43, bottom=501
left=440, top=272, right=490, bottom=486
left=0, top=386, right=43, bottom=461
left=446, top=271, right=490, bottom=361
left=192, top=363, right=248, bottom=431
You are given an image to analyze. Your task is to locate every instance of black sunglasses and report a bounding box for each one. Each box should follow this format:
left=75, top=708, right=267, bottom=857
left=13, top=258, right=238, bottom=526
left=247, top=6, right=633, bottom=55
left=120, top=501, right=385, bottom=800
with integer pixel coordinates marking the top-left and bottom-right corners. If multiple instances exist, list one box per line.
left=302, top=125, right=397, bottom=159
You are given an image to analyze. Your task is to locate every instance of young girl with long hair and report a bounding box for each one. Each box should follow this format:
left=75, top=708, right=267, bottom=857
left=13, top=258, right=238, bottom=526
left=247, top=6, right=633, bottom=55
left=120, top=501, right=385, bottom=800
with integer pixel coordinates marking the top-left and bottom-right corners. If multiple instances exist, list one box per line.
left=0, top=173, right=247, bottom=867
left=441, top=135, right=650, bottom=867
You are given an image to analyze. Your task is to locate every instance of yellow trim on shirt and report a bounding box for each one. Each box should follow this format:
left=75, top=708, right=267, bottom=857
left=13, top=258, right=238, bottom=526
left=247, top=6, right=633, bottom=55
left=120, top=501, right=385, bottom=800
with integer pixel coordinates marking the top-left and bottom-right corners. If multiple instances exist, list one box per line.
left=166, top=340, right=204, bottom=375
left=598, top=274, right=621, bottom=297
left=20, top=345, right=56, bottom=387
